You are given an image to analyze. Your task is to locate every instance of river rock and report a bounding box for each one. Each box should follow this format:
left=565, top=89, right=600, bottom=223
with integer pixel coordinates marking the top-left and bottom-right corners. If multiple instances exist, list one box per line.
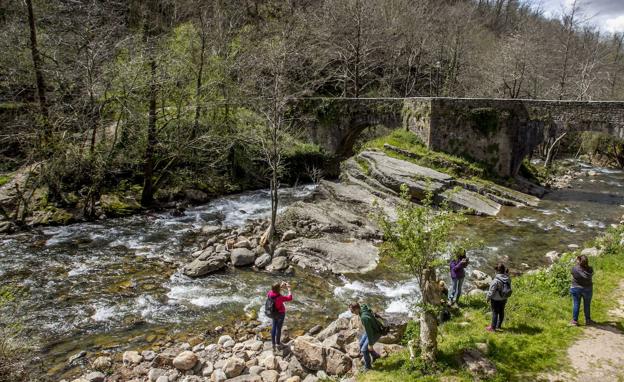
left=218, top=335, right=233, bottom=345
left=462, top=348, right=496, bottom=377
left=142, top=350, right=157, bottom=361
left=581, top=247, right=601, bottom=257
left=231, top=248, right=255, bottom=266
left=316, top=317, right=351, bottom=341
left=185, top=189, right=209, bottom=203
left=68, top=351, right=87, bottom=365
left=468, top=288, right=486, bottom=297
left=324, top=347, right=352, bottom=375
left=249, top=365, right=264, bottom=375
left=148, top=368, right=167, bottom=382
left=260, top=369, right=280, bottom=382
left=268, top=256, right=288, bottom=272
left=210, top=369, right=227, bottom=382
left=202, top=225, right=222, bottom=235
left=234, top=239, right=252, bottom=249
left=255, top=253, right=272, bottom=268
left=172, top=351, right=198, bottom=371
left=293, top=336, right=325, bottom=371
left=288, top=355, right=305, bottom=377
left=261, top=355, right=278, bottom=370
left=123, top=351, right=143, bottom=365
left=223, top=357, right=245, bottom=378
left=155, top=377, right=169, bottom=382
left=274, top=247, right=289, bottom=258
left=183, top=253, right=227, bottom=277
left=474, top=276, right=492, bottom=290
left=91, top=356, right=111, bottom=371
left=302, top=376, right=319, bottom=382
left=281, top=230, right=297, bottom=241
left=545, top=250, right=560, bottom=263
left=83, top=371, right=105, bottom=382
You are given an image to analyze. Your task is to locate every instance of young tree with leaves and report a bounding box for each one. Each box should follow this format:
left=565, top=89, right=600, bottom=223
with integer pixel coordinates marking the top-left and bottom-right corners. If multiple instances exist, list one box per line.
left=376, top=184, right=465, bottom=364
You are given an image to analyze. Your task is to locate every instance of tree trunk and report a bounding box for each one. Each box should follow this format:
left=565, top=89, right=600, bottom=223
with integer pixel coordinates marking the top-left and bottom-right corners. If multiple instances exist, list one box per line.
left=545, top=132, right=567, bottom=168
left=25, top=0, right=50, bottom=139
left=193, top=14, right=207, bottom=139
left=141, top=57, right=158, bottom=207
left=419, top=267, right=440, bottom=363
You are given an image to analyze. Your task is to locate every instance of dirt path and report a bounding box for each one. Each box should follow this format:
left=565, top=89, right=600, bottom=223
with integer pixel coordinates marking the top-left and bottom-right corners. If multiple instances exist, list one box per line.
left=545, top=281, right=624, bottom=382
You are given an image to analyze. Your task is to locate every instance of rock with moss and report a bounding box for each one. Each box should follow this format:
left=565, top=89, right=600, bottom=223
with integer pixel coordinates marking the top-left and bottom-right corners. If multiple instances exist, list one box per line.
left=100, top=194, right=141, bottom=217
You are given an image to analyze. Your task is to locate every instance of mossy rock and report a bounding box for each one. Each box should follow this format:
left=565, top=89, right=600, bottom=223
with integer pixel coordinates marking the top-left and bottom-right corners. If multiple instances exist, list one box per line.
left=30, top=206, right=74, bottom=226
left=100, top=194, right=141, bottom=217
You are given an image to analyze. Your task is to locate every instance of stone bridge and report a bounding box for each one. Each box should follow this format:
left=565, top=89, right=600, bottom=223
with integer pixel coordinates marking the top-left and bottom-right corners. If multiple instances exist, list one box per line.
left=300, top=97, right=624, bottom=177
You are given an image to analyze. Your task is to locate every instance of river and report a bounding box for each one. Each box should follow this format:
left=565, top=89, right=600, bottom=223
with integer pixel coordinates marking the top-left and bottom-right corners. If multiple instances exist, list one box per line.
left=1, top=161, right=623, bottom=379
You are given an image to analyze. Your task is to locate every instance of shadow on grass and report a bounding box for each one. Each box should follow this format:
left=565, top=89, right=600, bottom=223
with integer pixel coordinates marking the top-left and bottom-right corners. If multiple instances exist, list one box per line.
left=504, top=323, right=544, bottom=335
left=460, top=297, right=490, bottom=311
left=587, top=321, right=624, bottom=334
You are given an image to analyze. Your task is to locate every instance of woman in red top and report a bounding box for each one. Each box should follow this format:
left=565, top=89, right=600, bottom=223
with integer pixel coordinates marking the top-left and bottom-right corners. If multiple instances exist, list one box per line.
left=267, top=281, right=292, bottom=351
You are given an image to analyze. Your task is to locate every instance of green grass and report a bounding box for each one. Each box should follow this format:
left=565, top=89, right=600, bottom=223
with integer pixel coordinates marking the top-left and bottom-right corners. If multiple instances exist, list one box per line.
left=360, top=226, right=624, bottom=382
left=361, top=130, right=492, bottom=181
left=0, top=174, right=12, bottom=187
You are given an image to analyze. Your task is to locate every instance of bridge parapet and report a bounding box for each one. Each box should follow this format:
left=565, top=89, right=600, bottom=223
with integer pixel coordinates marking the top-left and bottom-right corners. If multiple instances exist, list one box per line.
left=300, top=97, right=624, bottom=177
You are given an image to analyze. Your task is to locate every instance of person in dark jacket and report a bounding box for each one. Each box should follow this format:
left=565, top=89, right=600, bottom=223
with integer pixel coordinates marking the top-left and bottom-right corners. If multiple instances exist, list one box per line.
left=448, top=248, right=469, bottom=305
left=486, top=263, right=512, bottom=332
left=349, top=302, right=382, bottom=371
left=570, top=255, right=594, bottom=326
left=267, top=282, right=293, bottom=351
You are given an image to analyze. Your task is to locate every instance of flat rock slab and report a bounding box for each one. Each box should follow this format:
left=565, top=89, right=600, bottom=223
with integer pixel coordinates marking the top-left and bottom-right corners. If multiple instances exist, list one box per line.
left=440, top=188, right=501, bottom=217
left=290, top=238, right=379, bottom=274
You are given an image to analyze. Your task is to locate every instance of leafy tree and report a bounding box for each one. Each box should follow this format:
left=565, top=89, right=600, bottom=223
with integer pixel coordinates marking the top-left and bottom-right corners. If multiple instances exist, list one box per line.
left=375, top=184, right=465, bottom=364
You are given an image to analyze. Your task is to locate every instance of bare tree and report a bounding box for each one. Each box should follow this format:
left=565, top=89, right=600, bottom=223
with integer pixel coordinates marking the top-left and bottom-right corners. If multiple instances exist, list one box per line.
left=24, top=0, right=49, bottom=142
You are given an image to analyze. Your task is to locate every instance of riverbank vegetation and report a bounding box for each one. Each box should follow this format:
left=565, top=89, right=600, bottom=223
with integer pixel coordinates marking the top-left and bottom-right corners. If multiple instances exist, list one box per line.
left=360, top=225, right=624, bottom=381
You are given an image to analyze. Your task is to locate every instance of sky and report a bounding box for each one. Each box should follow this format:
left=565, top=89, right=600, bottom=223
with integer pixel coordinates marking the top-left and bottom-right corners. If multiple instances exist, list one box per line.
left=533, top=0, right=624, bottom=34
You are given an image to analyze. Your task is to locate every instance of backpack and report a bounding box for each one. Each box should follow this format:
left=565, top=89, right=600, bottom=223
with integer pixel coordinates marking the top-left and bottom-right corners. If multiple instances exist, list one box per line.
left=499, top=279, right=513, bottom=298
left=374, top=312, right=390, bottom=336
left=264, top=296, right=279, bottom=319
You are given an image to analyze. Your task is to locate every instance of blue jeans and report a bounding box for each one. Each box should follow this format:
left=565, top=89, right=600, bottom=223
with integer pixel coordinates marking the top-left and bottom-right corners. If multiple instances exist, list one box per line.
left=271, top=312, right=285, bottom=346
left=449, top=277, right=464, bottom=303
left=571, top=287, right=592, bottom=322
left=359, top=334, right=380, bottom=369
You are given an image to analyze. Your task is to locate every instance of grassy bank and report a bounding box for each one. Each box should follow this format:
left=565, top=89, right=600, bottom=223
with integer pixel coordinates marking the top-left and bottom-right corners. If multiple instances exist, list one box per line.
left=360, top=226, right=624, bottom=382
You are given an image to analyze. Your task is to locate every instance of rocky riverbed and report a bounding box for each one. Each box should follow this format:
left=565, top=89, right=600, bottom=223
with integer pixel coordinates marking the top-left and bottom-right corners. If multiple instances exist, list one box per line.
left=2, top=157, right=624, bottom=381
left=63, top=313, right=408, bottom=382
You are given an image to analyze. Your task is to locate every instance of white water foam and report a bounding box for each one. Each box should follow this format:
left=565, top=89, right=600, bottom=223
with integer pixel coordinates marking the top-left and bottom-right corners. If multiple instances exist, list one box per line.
left=91, top=304, right=117, bottom=322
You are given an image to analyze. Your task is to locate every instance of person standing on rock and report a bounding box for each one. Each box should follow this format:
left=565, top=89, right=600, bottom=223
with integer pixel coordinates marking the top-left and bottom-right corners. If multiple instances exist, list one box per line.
left=349, top=302, right=382, bottom=371
left=449, top=248, right=469, bottom=306
left=266, top=281, right=292, bottom=351
left=486, top=263, right=512, bottom=332
left=570, top=255, right=594, bottom=326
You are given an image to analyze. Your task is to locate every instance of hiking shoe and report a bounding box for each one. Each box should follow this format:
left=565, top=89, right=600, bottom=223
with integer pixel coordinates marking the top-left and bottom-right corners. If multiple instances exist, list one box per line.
left=485, top=325, right=495, bottom=332
left=570, top=320, right=579, bottom=326
left=586, top=320, right=596, bottom=326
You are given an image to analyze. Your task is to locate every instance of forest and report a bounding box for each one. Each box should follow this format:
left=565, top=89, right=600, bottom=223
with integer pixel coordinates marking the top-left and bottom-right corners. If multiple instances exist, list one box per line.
left=1, top=0, right=624, bottom=225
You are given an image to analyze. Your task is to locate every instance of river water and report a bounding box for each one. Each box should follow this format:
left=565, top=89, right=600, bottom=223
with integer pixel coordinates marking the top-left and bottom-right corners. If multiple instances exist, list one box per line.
left=1, top=162, right=623, bottom=379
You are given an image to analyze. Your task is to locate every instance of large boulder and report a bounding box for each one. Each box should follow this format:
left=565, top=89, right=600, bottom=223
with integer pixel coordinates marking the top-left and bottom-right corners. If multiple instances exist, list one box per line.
left=231, top=248, right=255, bottom=267
left=122, top=351, right=143, bottom=365
left=268, top=257, right=288, bottom=272
left=183, top=253, right=227, bottom=277
left=292, top=336, right=325, bottom=371
left=324, top=347, right=352, bottom=375
left=223, top=357, right=246, bottom=378
left=292, top=336, right=352, bottom=376
left=255, top=253, right=272, bottom=269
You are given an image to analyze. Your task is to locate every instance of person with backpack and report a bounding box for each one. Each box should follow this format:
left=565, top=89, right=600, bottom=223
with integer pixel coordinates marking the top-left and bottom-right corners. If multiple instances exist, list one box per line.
left=266, top=281, right=292, bottom=351
left=486, top=263, right=512, bottom=332
left=349, top=302, right=384, bottom=371
left=570, top=254, right=594, bottom=326
left=448, top=248, right=469, bottom=306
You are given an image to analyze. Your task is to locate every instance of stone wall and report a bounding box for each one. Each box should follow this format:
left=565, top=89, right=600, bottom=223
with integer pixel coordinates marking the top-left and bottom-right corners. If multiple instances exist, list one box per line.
left=298, top=97, right=624, bottom=178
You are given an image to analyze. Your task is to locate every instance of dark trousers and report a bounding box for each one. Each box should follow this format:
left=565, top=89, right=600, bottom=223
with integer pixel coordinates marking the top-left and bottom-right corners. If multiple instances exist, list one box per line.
left=490, top=299, right=507, bottom=329
left=271, top=312, right=285, bottom=346
left=571, top=287, right=592, bottom=322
